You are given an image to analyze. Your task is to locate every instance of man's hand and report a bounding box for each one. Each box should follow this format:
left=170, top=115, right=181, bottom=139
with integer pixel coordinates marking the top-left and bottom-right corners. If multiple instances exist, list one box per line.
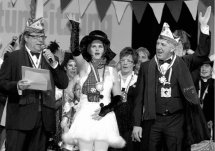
left=132, top=126, right=142, bottom=142
left=199, top=6, right=211, bottom=26
left=207, top=120, right=213, bottom=129
left=43, top=48, right=58, bottom=68
left=17, top=79, right=31, bottom=90
left=91, top=108, right=103, bottom=121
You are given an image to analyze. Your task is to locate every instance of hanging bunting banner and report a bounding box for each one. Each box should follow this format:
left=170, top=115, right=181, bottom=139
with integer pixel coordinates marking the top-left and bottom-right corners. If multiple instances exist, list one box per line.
left=35, top=0, right=44, bottom=18
left=131, top=1, right=147, bottom=23
left=166, top=1, right=183, bottom=22
left=79, top=0, right=92, bottom=17
left=112, top=1, right=129, bottom=24
left=185, top=0, right=199, bottom=20
left=11, top=0, right=18, bottom=7
left=149, top=3, right=165, bottom=24
left=30, top=0, right=36, bottom=19
left=95, top=0, right=111, bottom=21
left=43, top=0, right=50, bottom=6
left=60, top=0, right=72, bottom=13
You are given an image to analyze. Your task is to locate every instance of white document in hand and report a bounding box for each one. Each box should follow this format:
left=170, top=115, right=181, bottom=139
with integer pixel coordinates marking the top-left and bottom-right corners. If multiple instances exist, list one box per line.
left=22, top=66, right=52, bottom=91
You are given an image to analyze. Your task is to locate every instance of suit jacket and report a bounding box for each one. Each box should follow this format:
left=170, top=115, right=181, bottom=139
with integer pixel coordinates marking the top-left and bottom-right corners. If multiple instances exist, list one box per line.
left=0, top=48, right=68, bottom=132
left=133, top=32, right=210, bottom=126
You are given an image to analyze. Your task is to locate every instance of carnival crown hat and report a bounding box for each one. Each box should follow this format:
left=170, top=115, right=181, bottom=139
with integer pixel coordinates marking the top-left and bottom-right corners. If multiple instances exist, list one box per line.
left=80, top=30, right=116, bottom=62
left=159, top=22, right=179, bottom=45
left=24, top=17, right=45, bottom=33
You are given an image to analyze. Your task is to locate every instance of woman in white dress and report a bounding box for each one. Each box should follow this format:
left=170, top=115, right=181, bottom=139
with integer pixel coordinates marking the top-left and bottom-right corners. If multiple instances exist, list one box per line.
left=62, top=19, right=125, bottom=151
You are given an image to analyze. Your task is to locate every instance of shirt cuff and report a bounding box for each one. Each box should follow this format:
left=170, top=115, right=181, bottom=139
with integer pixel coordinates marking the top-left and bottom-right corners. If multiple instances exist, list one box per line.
left=17, top=84, right=22, bottom=95
left=200, top=25, right=209, bottom=35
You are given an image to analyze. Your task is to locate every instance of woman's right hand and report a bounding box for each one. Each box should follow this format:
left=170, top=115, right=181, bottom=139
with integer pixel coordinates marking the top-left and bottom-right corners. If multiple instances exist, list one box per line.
left=91, top=108, right=103, bottom=121
left=132, top=126, right=142, bottom=142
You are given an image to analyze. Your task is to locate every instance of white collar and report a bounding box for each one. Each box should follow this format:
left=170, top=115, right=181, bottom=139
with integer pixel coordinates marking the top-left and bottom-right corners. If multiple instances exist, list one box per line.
left=25, top=45, right=42, bottom=68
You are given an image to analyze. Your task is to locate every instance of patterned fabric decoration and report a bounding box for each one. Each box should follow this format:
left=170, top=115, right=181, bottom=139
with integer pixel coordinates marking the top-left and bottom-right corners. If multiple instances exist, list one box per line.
left=159, top=22, right=179, bottom=44
left=82, top=65, right=101, bottom=102
left=24, top=17, right=45, bottom=33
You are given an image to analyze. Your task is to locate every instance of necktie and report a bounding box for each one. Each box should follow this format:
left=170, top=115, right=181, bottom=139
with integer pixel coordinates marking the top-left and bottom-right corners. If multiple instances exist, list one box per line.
left=159, top=58, right=172, bottom=64
left=30, top=51, right=40, bottom=59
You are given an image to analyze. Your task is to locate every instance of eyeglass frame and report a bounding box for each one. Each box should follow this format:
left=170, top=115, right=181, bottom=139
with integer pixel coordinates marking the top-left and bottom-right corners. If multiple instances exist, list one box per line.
left=119, top=59, right=134, bottom=64
left=28, top=34, right=47, bottom=40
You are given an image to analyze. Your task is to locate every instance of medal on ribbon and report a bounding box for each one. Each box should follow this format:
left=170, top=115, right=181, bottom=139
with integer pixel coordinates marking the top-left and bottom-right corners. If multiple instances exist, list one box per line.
left=161, top=87, right=171, bottom=98
left=159, top=76, right=167, bottom=85
left=122, top=91, right=127, bottom=102
left=96, top=82, right=104, bottom=92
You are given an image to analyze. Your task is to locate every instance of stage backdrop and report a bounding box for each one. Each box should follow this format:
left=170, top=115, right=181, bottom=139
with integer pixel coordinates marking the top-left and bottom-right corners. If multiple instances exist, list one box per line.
left=0, top=0, right=132, bottom=62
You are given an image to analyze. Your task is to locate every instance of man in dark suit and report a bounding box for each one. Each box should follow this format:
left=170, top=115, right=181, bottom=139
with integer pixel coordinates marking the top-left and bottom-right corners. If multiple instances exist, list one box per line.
left=132, top=6, right=211, bottom=151
left=0, top=17, right=68, bottom=151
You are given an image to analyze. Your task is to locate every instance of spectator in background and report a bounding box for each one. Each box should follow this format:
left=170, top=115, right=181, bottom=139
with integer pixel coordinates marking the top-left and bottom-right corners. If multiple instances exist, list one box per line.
left=110, top=47, right=138, bottom=151
left=135, top=47, right=150, bottom=75
left=60, top=53, right=80, bottom=151
left=0, top=36, right=18, bottom=151
left=173, top=30, right=194, bottom=57
left=195, top=60, right=214, bottom=136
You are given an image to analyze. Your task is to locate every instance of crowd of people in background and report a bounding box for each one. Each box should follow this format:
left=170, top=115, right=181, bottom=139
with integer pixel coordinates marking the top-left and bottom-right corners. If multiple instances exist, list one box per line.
left=0, top=5, right=213, bottom=151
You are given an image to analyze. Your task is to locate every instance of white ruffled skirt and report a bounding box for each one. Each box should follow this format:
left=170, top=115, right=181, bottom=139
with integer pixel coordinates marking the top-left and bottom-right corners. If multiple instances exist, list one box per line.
left=62, top=101, right=125, bottom=148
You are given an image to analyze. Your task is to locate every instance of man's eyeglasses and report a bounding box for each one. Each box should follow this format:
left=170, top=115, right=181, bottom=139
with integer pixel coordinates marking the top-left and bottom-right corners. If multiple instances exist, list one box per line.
left=28, top=34, right=47, bottom=40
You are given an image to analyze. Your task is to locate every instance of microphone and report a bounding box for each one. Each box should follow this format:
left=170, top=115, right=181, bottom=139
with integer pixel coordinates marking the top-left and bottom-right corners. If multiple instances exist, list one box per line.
left=41, top=45, right=53, bottom=64
left=10, top=36, right=18, bottom=47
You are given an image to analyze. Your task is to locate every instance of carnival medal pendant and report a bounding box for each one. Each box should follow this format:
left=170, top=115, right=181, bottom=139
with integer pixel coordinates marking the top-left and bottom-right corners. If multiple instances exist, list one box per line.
left=159, top=76, right=167, bottom=85
left=122, top=91, right=127, bottom=103
left=161, top=87, right=171, bottom=98
left=96, top=82, right=104, bottom=92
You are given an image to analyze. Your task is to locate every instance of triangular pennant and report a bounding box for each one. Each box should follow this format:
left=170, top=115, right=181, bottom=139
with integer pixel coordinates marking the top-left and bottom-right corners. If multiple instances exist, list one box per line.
left=43, top=0, right=50, bottom=6
left=95, top=0, right=111, bottom=22
left=149, top=3, right=165, bottom=24
left=112, top=1, right=129, bottom=24
left=184, top=0, right=199, bottom=20
left=60, top=0, right=72, bottom=13
left=166, top=1, right=183, bottom=22
left=35, top=0, right=44, bottom=19
left=11, top=0, right=18, bottom=7
left=78, top=0, right=92, bottom=17
left=30, top=0, right=36, bottom=19
left=131, top=1, right=147, bottom=23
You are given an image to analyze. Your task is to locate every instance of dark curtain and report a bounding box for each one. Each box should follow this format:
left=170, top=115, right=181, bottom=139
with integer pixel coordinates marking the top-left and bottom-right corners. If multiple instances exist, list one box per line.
left=132, top=2, right=198, bottom=58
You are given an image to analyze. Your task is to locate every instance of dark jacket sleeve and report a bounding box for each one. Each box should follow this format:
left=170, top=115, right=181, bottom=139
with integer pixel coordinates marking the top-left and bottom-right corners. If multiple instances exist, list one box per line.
left=50, top=64, right=68, bottom=89
left=133, top=62, right=145, bottom=126
left=0, top=53, right=19, bottom=95
left=182, top=32, right=211, bottom=72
